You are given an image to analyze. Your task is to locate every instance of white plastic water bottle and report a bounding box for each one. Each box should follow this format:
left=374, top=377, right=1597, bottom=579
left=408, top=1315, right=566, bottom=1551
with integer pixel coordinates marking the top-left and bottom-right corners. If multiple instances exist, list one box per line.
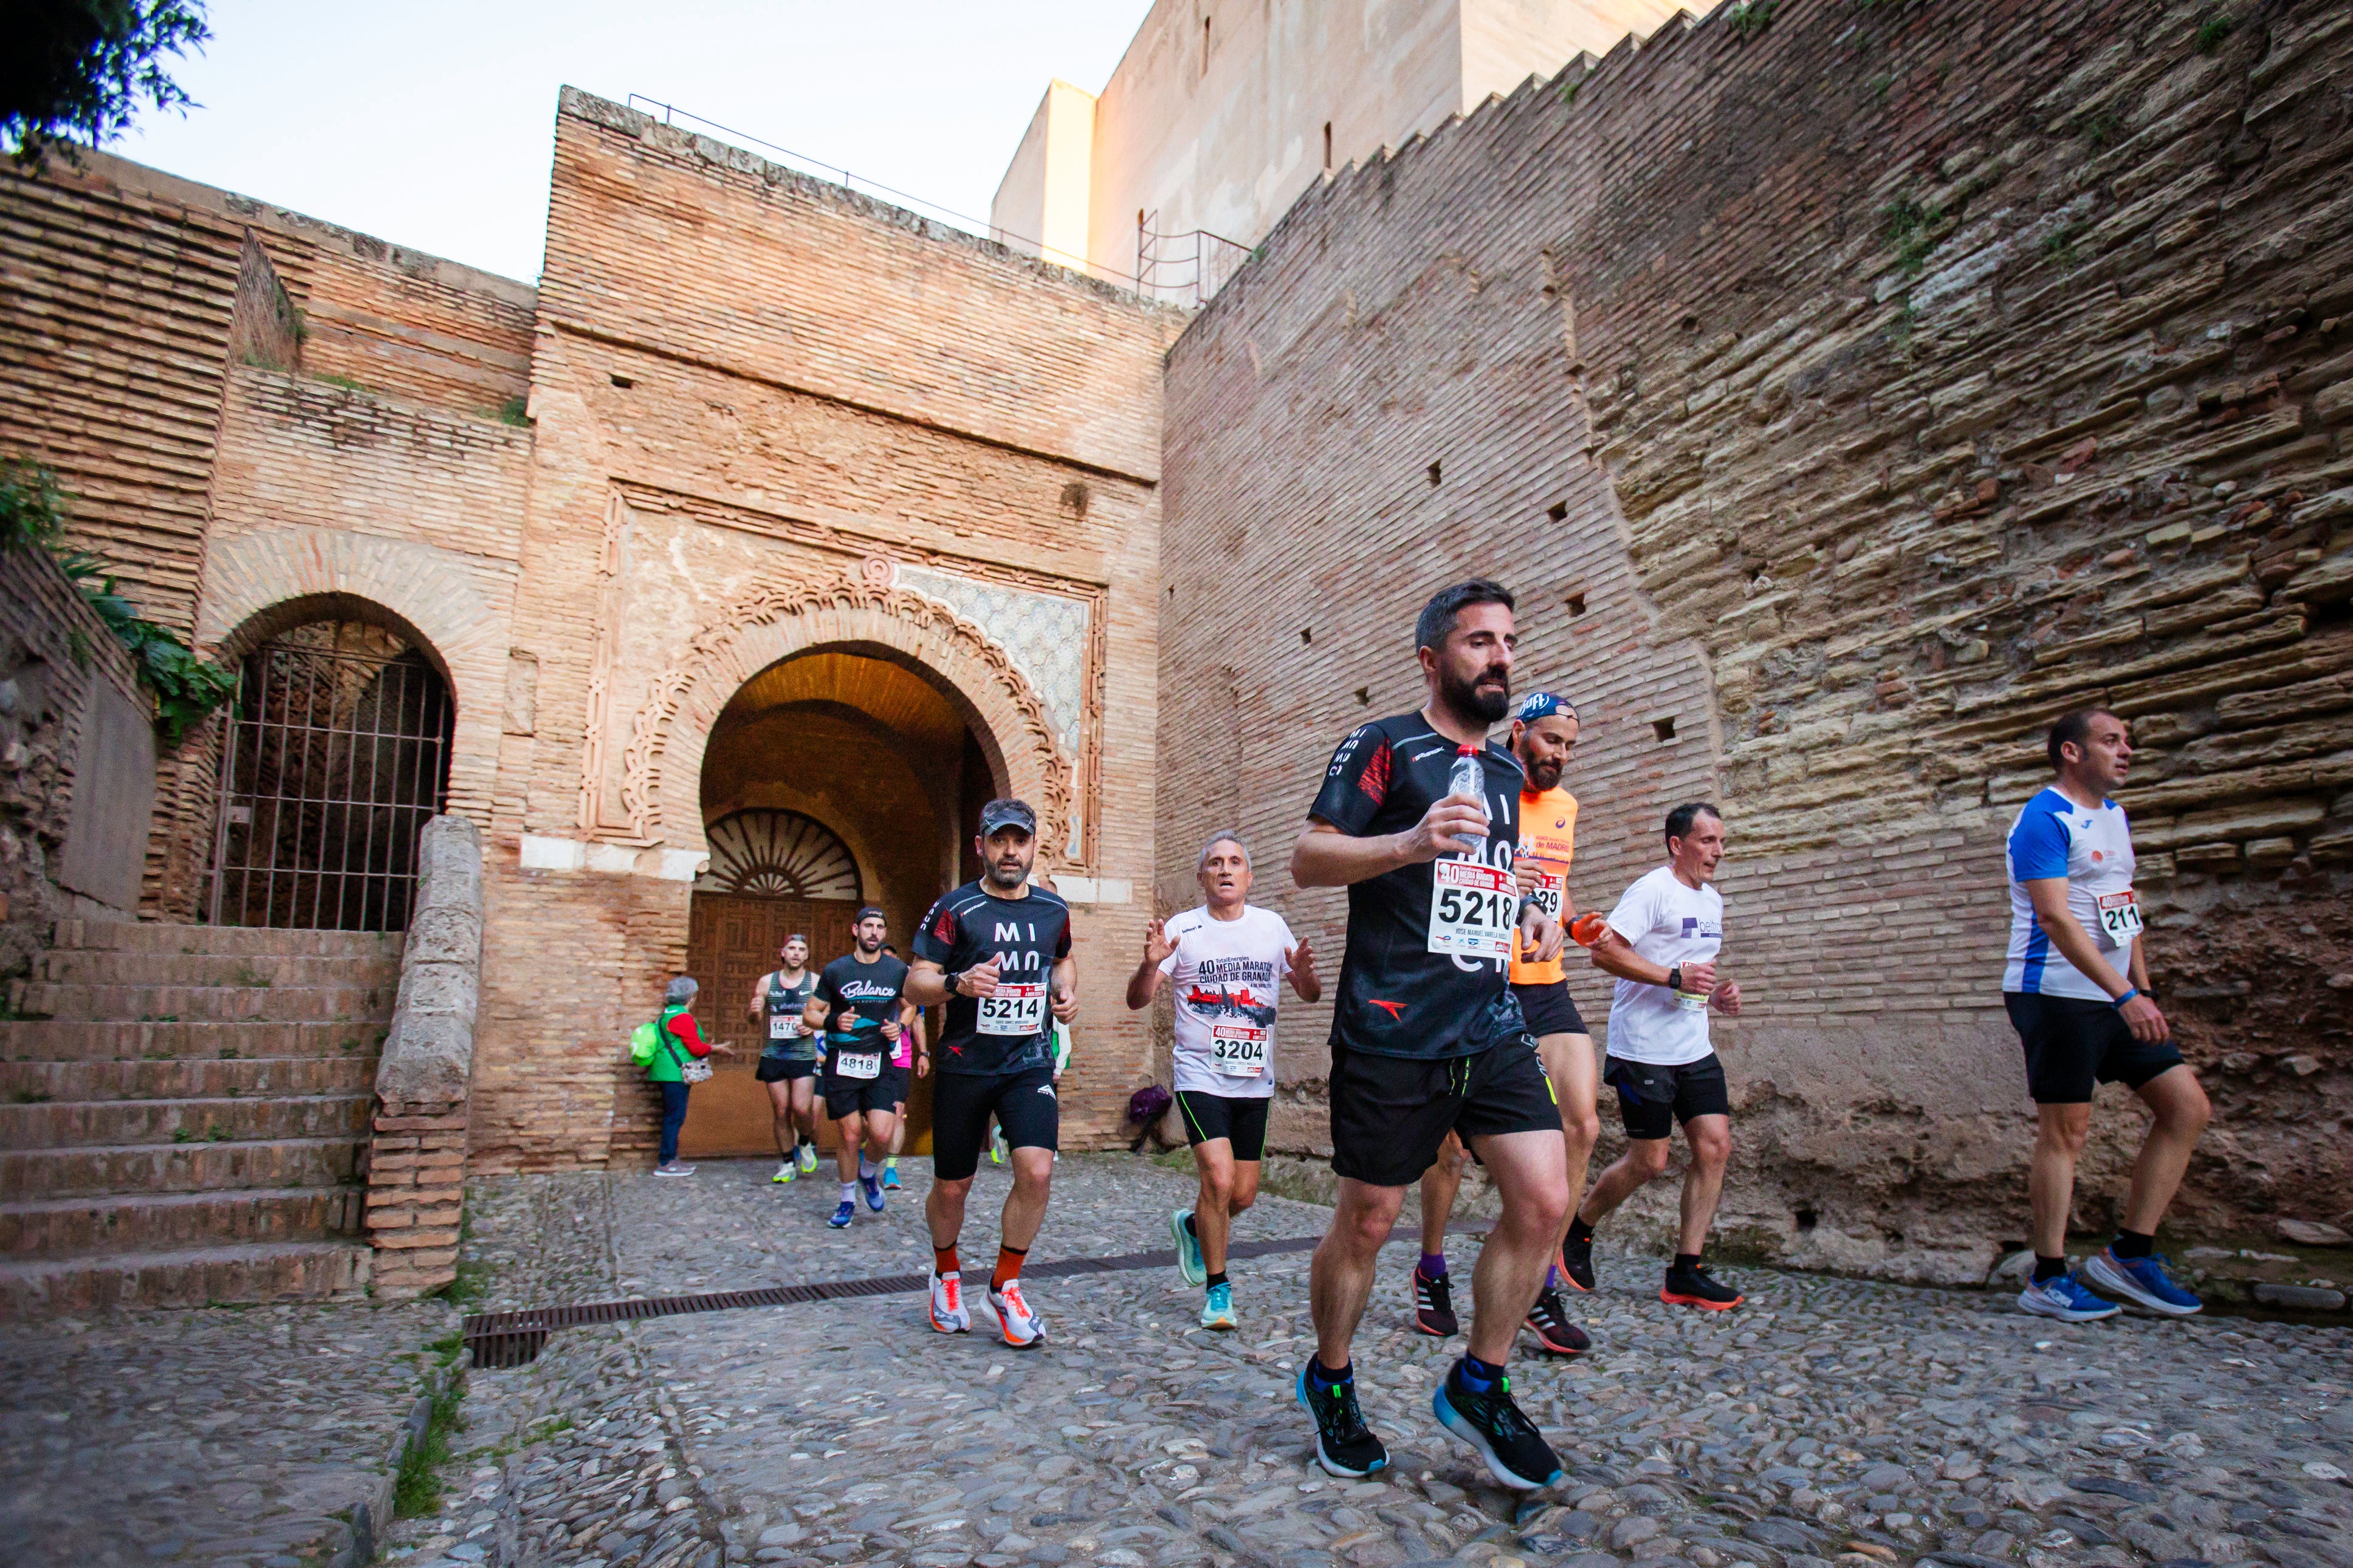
left=1448, top=744, right=1489, bottom=858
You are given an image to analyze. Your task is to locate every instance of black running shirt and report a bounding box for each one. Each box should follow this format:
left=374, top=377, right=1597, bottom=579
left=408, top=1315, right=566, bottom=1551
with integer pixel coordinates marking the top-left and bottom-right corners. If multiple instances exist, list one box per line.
left=1308, top=713, right=1528, bottom=1060
left=914, top=882, right=1073, bottom=1077
left=814, top=953, right=912, bottom=1069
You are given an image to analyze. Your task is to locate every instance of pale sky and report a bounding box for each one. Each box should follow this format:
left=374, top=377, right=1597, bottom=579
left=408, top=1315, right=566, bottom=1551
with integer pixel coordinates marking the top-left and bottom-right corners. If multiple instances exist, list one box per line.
left=114, top=1, right=1156, bottom=284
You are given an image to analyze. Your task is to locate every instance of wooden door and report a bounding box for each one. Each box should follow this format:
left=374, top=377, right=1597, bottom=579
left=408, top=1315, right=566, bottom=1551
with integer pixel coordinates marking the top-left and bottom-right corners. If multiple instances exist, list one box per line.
left=679, top=894, right=861, bottom=1158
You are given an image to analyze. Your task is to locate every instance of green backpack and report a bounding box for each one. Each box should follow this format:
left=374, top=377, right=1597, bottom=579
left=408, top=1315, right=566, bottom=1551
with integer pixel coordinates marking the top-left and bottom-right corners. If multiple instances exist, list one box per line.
left=628, top=1017, right=662, bottom=1067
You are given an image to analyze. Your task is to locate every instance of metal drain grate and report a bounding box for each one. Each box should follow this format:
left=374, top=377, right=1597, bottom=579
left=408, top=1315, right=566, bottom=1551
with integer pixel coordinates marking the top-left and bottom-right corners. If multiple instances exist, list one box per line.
left=461, top=1234, right=1324, bottom=1368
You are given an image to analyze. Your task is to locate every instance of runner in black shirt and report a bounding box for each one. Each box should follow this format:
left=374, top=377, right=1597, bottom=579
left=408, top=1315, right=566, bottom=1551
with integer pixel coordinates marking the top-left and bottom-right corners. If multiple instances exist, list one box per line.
left=1290, top=579, right=1571, bottom=1490
left=907, top=798, right=1075, bottom=1349
left=803, top=909, right=919, bottom=1230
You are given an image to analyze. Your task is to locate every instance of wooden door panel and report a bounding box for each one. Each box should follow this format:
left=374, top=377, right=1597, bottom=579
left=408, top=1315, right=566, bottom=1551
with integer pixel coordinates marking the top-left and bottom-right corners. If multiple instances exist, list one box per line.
left=681, top=893, right=937, bottom=1159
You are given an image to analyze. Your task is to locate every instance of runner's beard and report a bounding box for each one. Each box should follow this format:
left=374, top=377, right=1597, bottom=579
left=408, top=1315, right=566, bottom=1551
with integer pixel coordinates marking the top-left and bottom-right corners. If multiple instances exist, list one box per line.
left=1441, top=663, right=1513, bottom=725
left=986, top=855, right=1030, bottom=890
left=1522, top=754, right=1563, bottom=792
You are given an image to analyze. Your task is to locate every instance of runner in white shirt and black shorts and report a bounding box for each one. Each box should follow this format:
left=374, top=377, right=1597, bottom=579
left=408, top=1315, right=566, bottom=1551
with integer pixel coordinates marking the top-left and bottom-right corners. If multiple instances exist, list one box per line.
left=1572, top=802, right=1748, bottom=1310
left=1127, top=830, right=1321, bottom=1332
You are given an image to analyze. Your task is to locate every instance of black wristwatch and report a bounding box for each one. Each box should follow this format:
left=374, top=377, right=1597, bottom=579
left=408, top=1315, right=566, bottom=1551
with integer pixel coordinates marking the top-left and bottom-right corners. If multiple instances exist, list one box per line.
left=943, top=968, right=963, bottom=996
left=1667, top=965, right=1684, bottom=993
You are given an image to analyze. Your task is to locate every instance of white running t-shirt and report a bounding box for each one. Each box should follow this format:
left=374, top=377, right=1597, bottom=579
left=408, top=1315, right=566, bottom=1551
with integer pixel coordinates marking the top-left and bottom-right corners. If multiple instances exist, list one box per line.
left=2002, top=786, right=2136, bottom=1001
left=1602, top=865, right=1724, bottom=1067
left=1158, top=903, right=1295, bottom=1098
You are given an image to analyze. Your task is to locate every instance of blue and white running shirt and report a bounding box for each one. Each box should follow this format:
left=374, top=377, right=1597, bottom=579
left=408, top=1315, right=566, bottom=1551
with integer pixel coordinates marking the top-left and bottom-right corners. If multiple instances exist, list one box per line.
left=2002, top=787, right=2139, bottom=999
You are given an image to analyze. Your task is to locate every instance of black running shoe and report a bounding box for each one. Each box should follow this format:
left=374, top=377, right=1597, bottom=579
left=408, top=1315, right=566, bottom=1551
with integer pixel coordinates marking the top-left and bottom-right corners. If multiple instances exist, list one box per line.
left=1411, top=1264, right=1458, bottom=1337
left=1558, top=1234, right=1595, bottom=1293
left=1432, top=1363, right=1562, bottom=1490
left=1661, top=1262, right=1744, bottom=1311
left=1296, top=1363, right=1389, bottom=1477
left=1524, top=1287, right=1590, bottom=1356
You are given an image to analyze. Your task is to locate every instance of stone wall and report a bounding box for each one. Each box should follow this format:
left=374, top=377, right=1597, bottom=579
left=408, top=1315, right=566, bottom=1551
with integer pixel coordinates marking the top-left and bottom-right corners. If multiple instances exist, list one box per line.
left=0, top=545, right=154, bottom=987
left=1163, top=0, right=2353, bottom=1273
left=366, top=815, right=484, bottom=1298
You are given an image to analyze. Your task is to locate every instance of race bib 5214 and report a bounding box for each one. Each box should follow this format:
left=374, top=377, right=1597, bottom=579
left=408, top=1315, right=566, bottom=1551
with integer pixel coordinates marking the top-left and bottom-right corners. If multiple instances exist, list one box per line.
left=978, top=982, right=1048, bottom=1036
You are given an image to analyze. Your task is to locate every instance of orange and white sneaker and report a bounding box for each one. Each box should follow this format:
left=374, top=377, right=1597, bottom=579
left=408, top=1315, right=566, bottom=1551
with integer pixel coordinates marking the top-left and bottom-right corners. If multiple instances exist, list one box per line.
left=929, top=1270, right=971, bottom=1334
left=986, top=1278, right=1044, bottom=1347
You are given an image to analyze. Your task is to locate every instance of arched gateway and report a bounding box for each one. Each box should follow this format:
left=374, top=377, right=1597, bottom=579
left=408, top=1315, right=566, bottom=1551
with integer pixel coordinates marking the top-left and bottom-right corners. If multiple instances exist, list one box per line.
left=641, top=561, right=1080, bottom=1162
left=617, top=561, right=1077, bottom=867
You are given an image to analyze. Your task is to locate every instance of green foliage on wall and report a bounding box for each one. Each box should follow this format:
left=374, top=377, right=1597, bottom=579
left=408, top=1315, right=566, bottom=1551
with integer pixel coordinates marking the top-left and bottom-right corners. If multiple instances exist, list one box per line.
left=1, top=456, right=237, bottom=746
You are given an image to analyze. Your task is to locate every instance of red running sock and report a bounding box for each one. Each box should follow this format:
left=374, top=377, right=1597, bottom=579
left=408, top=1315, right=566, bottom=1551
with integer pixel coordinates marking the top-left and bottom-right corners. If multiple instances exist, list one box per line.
left=991, top=1244, right=1026, bottom=1290
left=934, top=1244, right=960, bottom=1276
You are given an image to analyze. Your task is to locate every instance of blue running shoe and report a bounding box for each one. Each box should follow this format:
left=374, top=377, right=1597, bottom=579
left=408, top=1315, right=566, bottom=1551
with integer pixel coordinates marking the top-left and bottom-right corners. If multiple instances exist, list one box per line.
left=2017, top=1272, right=2120, bottom=1322
left=1170, top=1208, right=1205, bottom=1286
left=882, top=1159, right=902, bottom=1191
left=828, top=1199, right=855, bottom=1229
left=860, top=1171, right=885, bottom=1212
left=2083, top=1249, right=2202, bottom=1316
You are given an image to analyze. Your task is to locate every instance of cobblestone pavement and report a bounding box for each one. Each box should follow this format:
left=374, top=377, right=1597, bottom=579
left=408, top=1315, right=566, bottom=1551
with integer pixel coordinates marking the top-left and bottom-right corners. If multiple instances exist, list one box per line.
left=0, top=1298, right=451, bottom=1567
left=388, top=1156, right=2353, bottom=1568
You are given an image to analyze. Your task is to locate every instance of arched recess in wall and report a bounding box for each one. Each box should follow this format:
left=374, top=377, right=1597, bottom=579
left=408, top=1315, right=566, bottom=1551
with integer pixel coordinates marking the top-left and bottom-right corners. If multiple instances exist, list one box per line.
left=200, top=598, right=454, bottom=930
left=194, top=526, right=505, bottom=827
left=622, top=567, right=1074, bottom=871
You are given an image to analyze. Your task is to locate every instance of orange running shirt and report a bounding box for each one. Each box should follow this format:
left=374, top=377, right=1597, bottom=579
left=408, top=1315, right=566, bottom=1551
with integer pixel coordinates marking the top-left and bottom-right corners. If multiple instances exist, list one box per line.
left=1509, top=786, right=1579, bottom=985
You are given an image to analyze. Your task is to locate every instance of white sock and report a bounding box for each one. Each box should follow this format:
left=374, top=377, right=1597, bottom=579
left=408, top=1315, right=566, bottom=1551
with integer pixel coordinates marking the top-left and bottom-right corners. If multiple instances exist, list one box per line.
left=840, top=1182, right=858, bottom=1203
left=859, top=1157, right=878, bottom=1179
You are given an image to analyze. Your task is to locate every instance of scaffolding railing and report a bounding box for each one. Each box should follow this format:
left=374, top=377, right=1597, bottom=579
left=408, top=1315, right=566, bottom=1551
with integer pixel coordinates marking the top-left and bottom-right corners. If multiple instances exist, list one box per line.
left=1136, top=211, right=1252, bottom=309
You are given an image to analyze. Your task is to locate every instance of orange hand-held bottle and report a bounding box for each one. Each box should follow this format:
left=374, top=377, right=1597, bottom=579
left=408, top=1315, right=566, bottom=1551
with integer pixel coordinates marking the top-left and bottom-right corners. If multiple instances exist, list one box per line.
left=1569, top=911, right=1607, bottom=947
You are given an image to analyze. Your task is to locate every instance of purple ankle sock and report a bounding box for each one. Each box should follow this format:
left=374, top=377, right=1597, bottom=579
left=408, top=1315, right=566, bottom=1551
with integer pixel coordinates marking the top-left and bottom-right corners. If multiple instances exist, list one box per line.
left=1420, top=1252, right=1447, bottom=1279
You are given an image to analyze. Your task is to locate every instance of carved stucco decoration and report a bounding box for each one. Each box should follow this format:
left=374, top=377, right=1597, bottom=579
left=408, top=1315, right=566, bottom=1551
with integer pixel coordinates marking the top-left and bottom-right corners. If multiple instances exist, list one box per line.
left=616, top=567, right=1075, bottom=866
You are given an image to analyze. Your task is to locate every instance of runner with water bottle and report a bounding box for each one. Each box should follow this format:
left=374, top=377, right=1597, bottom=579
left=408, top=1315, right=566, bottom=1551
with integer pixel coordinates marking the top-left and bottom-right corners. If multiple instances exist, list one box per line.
left=1413, top=689, right=1598, bottom=1355
left=1290, top=579, right=1572, bottom=1490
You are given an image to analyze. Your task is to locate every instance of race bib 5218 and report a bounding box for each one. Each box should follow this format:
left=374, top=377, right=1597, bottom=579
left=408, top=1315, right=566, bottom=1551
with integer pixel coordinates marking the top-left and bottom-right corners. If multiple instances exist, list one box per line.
left=1428, top=859, right=1515, bottom=960
left=1211, top=1024, right=1269, bottom=1078
left=978, top=982, right=1048, bottom=1037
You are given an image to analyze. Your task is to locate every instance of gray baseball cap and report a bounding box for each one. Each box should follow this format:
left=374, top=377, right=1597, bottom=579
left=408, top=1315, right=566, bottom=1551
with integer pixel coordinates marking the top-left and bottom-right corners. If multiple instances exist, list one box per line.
left=978, top=799, right=1036, bottom=838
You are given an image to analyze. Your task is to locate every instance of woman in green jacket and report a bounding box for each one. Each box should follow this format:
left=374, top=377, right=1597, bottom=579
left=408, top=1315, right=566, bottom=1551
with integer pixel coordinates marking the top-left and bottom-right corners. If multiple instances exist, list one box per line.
left=647, top=976, right=732, bottom=1175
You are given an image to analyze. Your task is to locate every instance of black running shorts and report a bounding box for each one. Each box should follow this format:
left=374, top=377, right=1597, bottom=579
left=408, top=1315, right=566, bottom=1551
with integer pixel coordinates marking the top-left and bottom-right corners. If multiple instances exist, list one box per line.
left=1329, top=1036, right=1561, bottom=1188
left=756, top=1055, right=817, bottom=1083
left=932, top=1065, right=1059, bottom=1181
left=2005, top=992, right=2185, bottom=1104
left=1176, top=1090, right=1269, bottom=1161
left=1511, top=981, right=1589, bottom=1039
left=822, top=1064, right=909, bottom=1120
left=1606, top=1053, right=1731, bottom=1140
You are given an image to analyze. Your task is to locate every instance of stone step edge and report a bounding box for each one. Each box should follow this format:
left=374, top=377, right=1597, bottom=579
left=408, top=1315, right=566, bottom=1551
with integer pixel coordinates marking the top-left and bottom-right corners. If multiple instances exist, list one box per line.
left=0, top=1184, right=367, bottom=1219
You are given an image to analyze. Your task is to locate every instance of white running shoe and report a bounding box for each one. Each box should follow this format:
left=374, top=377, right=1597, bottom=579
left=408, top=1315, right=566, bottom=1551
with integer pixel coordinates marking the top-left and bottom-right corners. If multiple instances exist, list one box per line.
left=772, top=1160, right=794, bottom=1185
left=988, top=1279, right=1043, bottom=1347
left=797, top=1142, right=818, bottom=1173
left=929, top=1269, right=972, bottom=1334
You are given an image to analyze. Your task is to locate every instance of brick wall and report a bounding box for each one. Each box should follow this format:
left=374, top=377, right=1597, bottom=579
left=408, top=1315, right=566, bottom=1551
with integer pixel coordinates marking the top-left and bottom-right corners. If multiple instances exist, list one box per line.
left=467, top=92, right=1180, bottom=1172
left=1164, top=0, right=2353, bottom=1272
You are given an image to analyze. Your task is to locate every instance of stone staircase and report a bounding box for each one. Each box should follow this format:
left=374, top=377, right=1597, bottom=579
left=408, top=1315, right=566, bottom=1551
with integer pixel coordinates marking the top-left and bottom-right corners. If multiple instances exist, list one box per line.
left=0, top=919, right=400, bottom=1315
